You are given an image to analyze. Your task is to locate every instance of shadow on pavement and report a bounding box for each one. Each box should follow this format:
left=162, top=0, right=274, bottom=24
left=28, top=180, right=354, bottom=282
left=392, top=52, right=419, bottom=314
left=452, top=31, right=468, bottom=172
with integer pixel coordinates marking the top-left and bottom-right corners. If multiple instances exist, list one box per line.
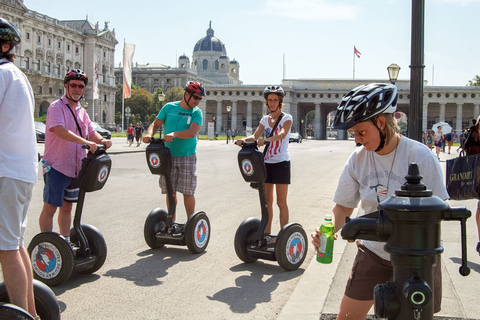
left=207, top=262, right=305, bottom=314
left=103, top=248, right=203, bottom=286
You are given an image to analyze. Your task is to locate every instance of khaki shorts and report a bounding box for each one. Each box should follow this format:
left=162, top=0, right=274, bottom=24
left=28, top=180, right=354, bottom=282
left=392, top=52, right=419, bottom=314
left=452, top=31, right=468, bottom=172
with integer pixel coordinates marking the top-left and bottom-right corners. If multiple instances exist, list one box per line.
left=0, top=177, right=34, bottom=250
left=345, top=241, right=442, bottom=313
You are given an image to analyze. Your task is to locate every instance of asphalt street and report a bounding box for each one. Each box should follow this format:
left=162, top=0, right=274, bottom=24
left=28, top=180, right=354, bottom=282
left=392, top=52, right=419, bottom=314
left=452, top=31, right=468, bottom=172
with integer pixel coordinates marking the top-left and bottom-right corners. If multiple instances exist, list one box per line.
left=2, top=137, right=480, bottom=319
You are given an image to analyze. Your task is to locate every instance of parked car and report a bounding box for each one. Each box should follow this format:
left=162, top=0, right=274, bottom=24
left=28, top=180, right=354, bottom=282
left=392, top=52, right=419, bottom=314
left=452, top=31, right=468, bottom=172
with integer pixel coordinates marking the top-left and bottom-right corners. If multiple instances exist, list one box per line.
left=91, top=122, right=112, bottom=139
left=289, top=132, right=302, bottom=143
left=35, top=121, right=45, bottom=142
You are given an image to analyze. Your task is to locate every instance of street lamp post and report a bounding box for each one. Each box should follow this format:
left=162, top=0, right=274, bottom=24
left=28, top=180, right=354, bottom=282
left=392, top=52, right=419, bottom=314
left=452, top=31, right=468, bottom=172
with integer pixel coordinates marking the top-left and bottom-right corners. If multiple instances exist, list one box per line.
left=158, top=93, right=165, bottom=137
left=387, top=63, right=401, bottom=85
left=226, top=105, right=231, bottom=144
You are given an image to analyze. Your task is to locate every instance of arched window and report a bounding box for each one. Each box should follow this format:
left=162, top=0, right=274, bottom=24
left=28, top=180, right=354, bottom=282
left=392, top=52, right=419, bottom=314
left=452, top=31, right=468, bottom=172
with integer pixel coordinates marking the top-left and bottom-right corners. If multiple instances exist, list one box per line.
left=203, top=59, right=208, bottom=70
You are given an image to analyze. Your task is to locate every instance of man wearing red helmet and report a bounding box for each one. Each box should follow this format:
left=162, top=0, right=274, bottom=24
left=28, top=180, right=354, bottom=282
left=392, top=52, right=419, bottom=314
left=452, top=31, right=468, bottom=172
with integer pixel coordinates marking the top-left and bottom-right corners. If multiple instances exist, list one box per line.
left=39, top=69, right=112, bottom=243
left=143, top=81, right=204, bottom=220
left=0, top=17, right=40, bottom=319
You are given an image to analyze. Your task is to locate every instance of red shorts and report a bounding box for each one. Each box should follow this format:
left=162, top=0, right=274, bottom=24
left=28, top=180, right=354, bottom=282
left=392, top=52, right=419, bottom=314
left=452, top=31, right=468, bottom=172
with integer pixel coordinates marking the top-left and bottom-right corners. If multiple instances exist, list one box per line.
left=344, top=241, right=442, bottom=313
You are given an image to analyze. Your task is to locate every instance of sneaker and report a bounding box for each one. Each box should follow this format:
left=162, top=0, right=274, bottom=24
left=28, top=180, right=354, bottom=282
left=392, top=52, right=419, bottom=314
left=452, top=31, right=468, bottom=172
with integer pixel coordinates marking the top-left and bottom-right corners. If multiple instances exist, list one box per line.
left=264, top=235, right=276, bottom=246
left=172, top=223, right=185, bottom=234
left=476, top=242, right=480, bottom=256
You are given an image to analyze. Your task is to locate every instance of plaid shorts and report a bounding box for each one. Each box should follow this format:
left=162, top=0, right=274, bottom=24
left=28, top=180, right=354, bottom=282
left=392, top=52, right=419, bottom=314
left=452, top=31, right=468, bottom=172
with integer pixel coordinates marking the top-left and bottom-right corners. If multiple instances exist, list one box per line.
left=159, top=154, right=197, bottom=195
left=345, top=240, right=442, bottom=313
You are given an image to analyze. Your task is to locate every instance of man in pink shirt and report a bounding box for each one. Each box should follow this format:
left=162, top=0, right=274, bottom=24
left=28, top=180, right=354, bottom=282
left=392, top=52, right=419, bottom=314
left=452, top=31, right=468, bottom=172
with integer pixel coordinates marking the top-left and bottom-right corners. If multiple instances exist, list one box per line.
left=39, top=69, right=112, bottom=243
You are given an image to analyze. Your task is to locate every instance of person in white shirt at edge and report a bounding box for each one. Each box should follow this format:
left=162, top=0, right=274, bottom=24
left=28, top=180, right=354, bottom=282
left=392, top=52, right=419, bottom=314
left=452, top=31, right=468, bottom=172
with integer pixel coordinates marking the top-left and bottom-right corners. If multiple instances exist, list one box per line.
left=0, top=18, right=40, bottom=319
left=235, top=85, right=293, bottom=244
left=311, top=83, right=449, bottom=320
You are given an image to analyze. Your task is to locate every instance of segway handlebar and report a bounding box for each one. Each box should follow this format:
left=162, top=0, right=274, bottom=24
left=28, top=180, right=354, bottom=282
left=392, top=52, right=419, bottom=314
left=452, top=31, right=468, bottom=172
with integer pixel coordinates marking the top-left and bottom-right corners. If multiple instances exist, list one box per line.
left=82, top=144, right=107, bottom=151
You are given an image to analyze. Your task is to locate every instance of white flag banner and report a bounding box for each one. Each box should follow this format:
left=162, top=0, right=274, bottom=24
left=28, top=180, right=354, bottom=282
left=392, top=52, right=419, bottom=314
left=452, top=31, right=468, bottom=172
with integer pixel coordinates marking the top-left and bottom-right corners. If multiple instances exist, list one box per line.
left=123, top=42, right=135, bottom=99
left=93, top=61, right=99, bottom=100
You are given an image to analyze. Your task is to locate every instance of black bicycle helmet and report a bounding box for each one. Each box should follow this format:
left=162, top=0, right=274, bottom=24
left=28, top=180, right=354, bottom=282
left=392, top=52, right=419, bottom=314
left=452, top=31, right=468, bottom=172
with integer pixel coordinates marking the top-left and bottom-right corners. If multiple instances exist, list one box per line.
left=263, top=85, right=285, bottom=99
left=332, top=83, right=397, bottom=130
left=64, top=69, right=88, bottom=85
left=0, top=18, right=21, bottom=48
left=184, top=81, right=205, bottom=96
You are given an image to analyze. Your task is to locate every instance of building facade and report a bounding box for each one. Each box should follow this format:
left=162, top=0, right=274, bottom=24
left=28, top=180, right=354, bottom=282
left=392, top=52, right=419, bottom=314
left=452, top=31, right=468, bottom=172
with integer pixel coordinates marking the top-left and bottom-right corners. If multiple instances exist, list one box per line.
left=0, top=0, right=118, bottom=125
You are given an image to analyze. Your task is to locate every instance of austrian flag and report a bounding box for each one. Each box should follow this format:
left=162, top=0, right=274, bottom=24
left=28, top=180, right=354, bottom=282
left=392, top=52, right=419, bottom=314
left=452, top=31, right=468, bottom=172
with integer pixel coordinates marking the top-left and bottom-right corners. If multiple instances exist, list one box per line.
left=354, top=46, right=361, bottom=58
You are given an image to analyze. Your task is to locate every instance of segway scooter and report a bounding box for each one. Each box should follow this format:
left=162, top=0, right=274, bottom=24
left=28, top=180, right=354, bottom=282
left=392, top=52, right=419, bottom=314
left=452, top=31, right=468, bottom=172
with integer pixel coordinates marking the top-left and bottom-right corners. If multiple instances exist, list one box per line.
left=144, top=138, right=210, bottom=254
left=28, top=145, right=110, bottom=286
left=234, top=141, right=307, bottom=271
left=0, top=279, right=60, bottom=320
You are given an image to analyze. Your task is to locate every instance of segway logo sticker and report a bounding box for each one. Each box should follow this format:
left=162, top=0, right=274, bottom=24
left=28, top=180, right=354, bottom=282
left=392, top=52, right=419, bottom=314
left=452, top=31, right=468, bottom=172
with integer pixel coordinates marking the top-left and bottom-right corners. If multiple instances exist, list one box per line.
left=31, top=243, right=62, bottom=279
left=149, top=153, right=161, bottom=168
left=195, top=219, right=209, bottom=248
left=98, top=166, right=109, bottom=183
left=241, top=159, right=254, bottom=176
left=286, top=232, right=306, bottom=264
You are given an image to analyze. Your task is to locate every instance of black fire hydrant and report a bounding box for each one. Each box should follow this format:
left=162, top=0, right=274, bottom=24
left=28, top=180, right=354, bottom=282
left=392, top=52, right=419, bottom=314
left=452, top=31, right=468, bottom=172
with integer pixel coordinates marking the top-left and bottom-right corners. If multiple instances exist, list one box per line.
left=341, top=163, right=471, bottom=320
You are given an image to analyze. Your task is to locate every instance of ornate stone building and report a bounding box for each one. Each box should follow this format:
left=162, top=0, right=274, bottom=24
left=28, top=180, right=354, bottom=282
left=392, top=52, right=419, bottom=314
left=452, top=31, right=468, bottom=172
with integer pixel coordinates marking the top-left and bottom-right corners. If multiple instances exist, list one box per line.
left=0, top=0, right=118, bottom=125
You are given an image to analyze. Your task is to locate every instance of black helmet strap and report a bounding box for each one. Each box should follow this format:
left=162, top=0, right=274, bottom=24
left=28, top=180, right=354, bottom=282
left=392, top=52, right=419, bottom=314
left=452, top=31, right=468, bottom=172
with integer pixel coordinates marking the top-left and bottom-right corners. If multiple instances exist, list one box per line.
left=371, top=118, right=386, bottom=152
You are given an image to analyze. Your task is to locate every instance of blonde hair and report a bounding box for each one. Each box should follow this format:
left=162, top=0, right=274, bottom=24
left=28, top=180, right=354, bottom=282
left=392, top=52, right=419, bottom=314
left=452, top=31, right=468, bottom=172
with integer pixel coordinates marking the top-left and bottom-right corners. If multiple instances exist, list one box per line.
left=377, top=113, right=399, bottom=145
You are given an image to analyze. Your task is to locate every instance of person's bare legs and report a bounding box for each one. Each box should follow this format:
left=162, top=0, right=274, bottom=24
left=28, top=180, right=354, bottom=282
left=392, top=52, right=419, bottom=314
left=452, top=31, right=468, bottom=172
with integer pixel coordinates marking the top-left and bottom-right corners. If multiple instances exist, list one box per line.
left=264, top=183, right=275, bottom=235
left=39, top=202, right=57, bottom=233
left=183, top=194, right=195, bottom=218
left=58, top=201, right=73, bottom=237
left=0, top=248, right=38, bottom=317
left=337, top=295, right=374, bottom=320
left=275, top=184, right=289, bottom=229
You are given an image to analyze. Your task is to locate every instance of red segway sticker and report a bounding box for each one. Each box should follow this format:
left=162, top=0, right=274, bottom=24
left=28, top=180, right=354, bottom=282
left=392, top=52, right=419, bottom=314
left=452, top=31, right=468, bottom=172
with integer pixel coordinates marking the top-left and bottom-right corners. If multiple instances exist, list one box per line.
left=286, top=232, right=305, bottom=264
left=97, top=165, right=109, bottom=183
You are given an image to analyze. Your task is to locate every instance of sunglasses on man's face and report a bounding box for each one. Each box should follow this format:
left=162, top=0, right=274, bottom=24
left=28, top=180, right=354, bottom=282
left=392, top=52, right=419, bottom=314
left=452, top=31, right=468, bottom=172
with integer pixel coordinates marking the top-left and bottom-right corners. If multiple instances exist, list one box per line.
left=191, top=94, right=202, bottom=101
left=69, top=83, right=85, bottom=89
left=347, top=129, right=367, bottom=137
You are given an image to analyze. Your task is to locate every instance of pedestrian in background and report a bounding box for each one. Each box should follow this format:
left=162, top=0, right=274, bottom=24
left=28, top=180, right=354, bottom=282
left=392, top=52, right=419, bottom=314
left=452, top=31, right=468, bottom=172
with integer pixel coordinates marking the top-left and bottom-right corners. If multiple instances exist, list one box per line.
left=127, top=123, right=134, bottom=147
left=0, top=18, right=39, bottom=319
left=135, top=122, right=143, bottom=147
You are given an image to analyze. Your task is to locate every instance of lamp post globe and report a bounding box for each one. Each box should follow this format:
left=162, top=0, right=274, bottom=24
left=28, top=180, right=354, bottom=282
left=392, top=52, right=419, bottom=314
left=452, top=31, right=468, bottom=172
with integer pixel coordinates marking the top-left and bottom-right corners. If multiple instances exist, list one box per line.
left=387, top=63, right=401, bottom=84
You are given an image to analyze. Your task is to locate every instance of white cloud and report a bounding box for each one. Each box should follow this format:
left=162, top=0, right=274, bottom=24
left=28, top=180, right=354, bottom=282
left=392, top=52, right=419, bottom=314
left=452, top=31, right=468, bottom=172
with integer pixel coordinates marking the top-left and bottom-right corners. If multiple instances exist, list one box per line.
left=260, top=0, right=358, bottom=21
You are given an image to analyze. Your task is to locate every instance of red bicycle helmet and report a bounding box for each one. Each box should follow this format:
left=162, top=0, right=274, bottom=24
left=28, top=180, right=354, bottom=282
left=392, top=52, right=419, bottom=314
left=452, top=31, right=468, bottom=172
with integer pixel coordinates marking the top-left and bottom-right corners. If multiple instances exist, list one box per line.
left=64, top=69, right=88, bottom=86
left=184, top=81, right=205, bottom=96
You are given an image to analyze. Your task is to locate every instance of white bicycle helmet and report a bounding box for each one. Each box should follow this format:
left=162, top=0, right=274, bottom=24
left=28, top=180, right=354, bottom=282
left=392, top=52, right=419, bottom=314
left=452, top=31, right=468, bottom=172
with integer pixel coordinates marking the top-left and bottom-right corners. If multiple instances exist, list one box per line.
left=332, top=83, right=397, bottom=130
left=263, top=85, right=285, bottom=99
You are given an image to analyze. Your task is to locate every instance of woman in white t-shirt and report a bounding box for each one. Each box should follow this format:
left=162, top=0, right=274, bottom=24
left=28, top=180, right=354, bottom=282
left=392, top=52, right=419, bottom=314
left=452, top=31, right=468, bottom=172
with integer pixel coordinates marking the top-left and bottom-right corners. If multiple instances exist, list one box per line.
left=311, top=83, right=449, bottom=320
left=235, top=86, right=292, bottom=241
left=434, top=126, right=443, bottom=160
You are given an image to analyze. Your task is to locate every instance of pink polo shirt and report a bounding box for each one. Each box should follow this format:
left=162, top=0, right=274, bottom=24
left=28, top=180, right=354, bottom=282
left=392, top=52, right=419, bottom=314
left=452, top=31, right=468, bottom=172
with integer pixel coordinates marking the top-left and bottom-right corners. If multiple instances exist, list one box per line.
left=43, top=96, right=96, bottom=178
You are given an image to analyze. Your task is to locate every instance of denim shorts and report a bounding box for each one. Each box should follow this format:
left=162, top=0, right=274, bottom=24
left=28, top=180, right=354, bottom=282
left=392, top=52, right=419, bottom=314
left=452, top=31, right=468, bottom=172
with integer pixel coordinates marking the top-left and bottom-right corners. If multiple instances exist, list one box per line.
left=159, top=154, right=197, bottom=195
left=43, top=167, right=79, bottom=207
left=0, top=177, right=34, bottom=250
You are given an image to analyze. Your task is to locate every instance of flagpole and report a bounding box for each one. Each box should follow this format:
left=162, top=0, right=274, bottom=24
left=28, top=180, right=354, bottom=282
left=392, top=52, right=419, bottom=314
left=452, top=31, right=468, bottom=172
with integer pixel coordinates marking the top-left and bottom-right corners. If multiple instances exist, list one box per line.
left=122, top=39, right=125, bottom=134
left=353, top=45, right=355, bottom=80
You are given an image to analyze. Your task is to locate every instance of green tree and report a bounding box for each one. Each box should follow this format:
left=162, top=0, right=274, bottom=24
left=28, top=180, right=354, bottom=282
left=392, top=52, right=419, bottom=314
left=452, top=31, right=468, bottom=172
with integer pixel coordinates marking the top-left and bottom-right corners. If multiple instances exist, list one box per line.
left=164, top=87, right=184, bottom=103
left=114, top=83, right=154, bottom=125
left=467, top=75, right=480, bottom=86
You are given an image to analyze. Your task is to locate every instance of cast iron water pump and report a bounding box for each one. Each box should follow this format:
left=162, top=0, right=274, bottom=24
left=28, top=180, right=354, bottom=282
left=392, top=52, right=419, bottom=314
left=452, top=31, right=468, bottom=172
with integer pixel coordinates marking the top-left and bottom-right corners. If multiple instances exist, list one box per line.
left=341, top=163, right=470, bottom=320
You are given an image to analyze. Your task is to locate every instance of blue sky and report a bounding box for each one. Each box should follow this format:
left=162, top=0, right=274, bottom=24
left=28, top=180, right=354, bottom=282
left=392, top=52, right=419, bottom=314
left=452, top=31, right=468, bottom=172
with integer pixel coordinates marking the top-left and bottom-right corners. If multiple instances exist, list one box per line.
left=24, top=0, right=480, bottom=86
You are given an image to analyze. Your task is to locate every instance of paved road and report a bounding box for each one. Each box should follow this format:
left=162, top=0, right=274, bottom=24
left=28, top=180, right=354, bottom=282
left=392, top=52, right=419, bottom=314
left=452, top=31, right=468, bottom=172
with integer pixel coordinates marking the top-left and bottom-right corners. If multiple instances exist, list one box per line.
left=3, top=138, right=357, bottom=319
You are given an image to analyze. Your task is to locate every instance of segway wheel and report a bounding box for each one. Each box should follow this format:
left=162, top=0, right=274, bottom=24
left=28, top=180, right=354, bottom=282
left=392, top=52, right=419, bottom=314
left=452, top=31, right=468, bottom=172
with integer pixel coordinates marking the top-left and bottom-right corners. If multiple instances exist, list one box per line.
left=234, top=217, right=260, bottom=263
left=0, top=280, right=60, bottom=320
left=0, top=303, right=34, bottom=320
left=275, top=223, right=308, bottom=271
left=28, top=232, right=75, bottom=286
left=185, top=211, right=210, bottom=254
left=70, top=224, right=108, bottom=274
left=144, top=208, right=168, bottom=249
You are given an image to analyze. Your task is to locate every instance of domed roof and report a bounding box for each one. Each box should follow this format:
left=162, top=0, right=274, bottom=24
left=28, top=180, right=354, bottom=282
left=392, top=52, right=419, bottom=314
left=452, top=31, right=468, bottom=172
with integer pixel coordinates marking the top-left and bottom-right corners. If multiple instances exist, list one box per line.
left=193, top=21, right=226, bottom=53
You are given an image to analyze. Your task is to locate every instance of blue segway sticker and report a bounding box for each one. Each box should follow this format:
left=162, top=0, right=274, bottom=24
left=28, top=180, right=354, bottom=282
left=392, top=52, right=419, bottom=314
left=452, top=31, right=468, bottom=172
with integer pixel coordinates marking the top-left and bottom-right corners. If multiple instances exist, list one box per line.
left=241, top=159, right=254, bottom=176
left=97, top=165, right=109, bottom=183
left=286, top=232, right=306, bottom=264
left=149, top=153, right=161, bottom=168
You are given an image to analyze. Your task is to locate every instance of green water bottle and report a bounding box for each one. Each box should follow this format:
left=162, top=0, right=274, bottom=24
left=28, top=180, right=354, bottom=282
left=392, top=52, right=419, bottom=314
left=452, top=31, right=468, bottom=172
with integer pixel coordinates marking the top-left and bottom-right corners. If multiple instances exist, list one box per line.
left=317, top=214, right=335, bottom=264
